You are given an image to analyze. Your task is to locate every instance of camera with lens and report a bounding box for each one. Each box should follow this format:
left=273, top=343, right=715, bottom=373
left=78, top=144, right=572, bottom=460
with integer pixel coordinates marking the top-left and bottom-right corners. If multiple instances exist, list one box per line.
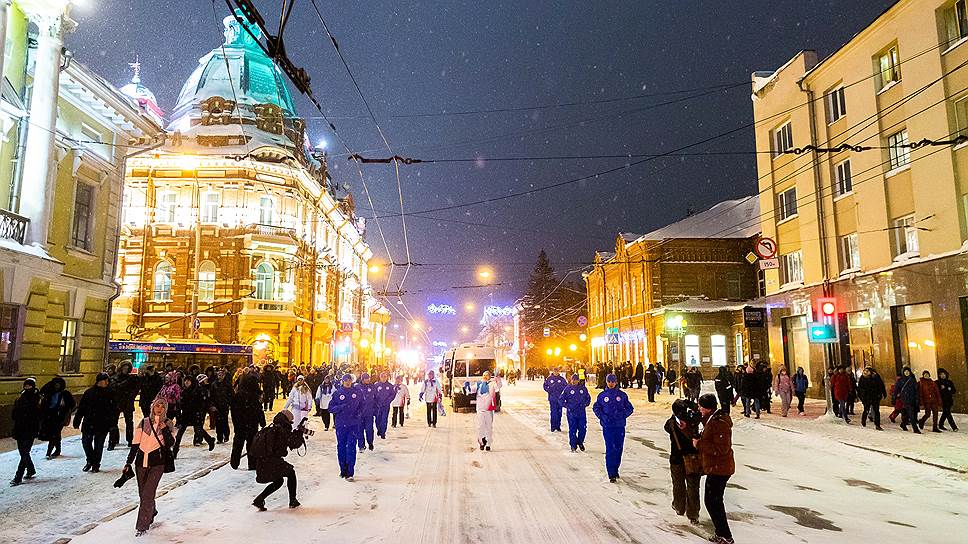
left=296, top=418, right=314, bottom=437
left=672, top=399, right=701, bottom=434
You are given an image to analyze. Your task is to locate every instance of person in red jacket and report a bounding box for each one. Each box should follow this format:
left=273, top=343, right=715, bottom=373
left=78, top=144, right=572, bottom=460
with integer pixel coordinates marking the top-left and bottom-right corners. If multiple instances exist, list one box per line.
left=917, top=370, right=942, bottom=433
left=831, top=366, right=854, bottom=424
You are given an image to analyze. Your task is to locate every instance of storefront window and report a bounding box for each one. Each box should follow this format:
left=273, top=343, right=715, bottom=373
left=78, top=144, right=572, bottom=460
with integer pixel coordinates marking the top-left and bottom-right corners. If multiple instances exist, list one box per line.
left=782, top=315, right=811, bottom=381
left=846, top=310, right=874, bottom=370
left=685, top=334, right=700, bottom=366
left=892, top=303, right=937, bottom=375
left=734, top=333, right=744, bottom=365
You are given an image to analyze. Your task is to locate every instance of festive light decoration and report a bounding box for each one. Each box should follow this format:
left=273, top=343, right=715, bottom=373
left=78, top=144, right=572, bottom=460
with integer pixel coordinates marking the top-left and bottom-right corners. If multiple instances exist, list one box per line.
left=427, top=303, right=457, bottom=315
left=482, top=305, right=514, bottom=320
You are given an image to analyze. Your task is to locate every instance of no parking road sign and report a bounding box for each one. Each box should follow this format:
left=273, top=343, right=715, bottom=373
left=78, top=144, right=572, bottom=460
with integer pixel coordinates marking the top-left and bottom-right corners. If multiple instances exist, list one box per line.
left=754, top=237, right=778, bottom=259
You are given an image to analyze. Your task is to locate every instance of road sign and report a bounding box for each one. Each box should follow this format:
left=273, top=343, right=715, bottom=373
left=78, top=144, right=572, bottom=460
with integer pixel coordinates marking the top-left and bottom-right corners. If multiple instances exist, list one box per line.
left=543, top=327, right=550, bottom=337
left=607, top=332, right=620, bottom=345
left=745, top=252, right=758, bottom=264
left=754, top=237, right=778, bottom=259
left=807, top=322, right=838, bottom=343
left=192, top=317, right=201, bottom=331
left=758, top=258, right=779, bottom=270
left=577, top=315, right=588, bottom=327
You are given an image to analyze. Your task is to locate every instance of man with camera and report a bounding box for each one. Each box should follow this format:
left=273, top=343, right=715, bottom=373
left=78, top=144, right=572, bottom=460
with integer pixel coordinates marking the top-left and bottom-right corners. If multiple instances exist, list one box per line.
left=252, top=409, right=307, bottom=511
left=665, top=399, right=701, bottom=525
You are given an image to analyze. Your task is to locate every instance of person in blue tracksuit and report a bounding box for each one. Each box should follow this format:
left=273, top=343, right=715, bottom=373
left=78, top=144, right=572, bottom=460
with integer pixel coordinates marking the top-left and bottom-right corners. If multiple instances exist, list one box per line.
left=559, top=373, right=590, bottom=452
left=593, top=373, right=634, bottom=483
left=543, top=369, right=568, bottom=432
left=327, top=374, right=363, bottom=480
left=355, top=373, right=378, bottom=451
left=373, top=372, right=395, bottom=439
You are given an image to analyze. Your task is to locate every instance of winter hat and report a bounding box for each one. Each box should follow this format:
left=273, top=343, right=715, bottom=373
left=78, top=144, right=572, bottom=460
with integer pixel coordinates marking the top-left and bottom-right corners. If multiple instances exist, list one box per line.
left=698, top=393, right=719, bottom=410
left=95, top=372, right=110, bottom=383
left=360, top=372, right=370, bottom=381
left=279, top=409, right=294, bottom=423
left=23, top=377, right=36, bottom=388
left=196, top=374, right=209, bottom=384
left=296, top=374, right=306, bottom=382
left=606, top=373, right=618, bottom=384
left=341, top=373, right=353, bottom=384
left=571, top=373, right=579, bottom=381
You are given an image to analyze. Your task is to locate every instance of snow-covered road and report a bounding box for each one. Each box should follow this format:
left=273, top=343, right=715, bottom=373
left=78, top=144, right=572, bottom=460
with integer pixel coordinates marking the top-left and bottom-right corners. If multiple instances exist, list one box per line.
left=2, top=381, right=966, bottom=543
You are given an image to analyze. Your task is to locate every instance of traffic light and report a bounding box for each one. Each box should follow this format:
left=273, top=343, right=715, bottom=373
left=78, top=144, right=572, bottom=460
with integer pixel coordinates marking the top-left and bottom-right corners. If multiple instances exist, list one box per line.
left=815, top=297, right=837, bottom=321
left=807, top=322, right=837, bottom=343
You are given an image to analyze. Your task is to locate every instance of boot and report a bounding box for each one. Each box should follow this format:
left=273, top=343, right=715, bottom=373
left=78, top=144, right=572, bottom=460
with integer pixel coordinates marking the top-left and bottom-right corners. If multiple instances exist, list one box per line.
left=252, top=498, right=267, bottom=512
left=289, top=498, right=300, bottom=509
left=206, top=436, right=216, bottom=451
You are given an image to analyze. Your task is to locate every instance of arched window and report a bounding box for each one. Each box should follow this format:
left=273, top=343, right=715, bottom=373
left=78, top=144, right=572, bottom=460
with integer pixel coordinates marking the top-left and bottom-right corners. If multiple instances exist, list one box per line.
left=153, top=261, right=173, bottom=301
left=259, top=196, right=274, bottom=225
left=198, top=261, right=216, bottom=302
left=255, top=262, right=275, bottom=300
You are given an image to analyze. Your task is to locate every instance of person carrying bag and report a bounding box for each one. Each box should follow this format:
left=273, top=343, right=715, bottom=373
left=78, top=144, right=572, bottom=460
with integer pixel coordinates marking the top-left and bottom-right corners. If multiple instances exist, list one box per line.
left=124, top=398, right=176, bottom=537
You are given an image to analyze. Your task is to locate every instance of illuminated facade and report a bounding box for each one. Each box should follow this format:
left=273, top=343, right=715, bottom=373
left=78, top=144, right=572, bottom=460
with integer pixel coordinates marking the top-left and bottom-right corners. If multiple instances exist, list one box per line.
left=109, top=13, right=374, bottom=370
left=0, top=0, right=163, bottom=434
left=752, top=0, right=968, bottom=409
left=584, top=197, right=769, bottom=378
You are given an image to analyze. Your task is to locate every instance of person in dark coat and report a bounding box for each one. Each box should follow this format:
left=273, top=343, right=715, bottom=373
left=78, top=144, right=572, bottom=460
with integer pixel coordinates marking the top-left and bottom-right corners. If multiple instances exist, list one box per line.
left=685, top=368, right=702, bottom=403
left=856, top=366, right=886, bottom=430
left=252, top=410, right=305, bottom=511
left=644, top=364, right=657, bottom=402
left=714, top=366, right=735, bottom=414
left=665, top=399, right=701, bottom=524
left=740, top=365, right=759, bottom=418
left=634, top=362, right=644, bottom=389
left=10, top=378, right=40, bottom=486
left=937, top=368, right=958, bottom=431
left=792, top=367, right=809, bottom=415
left=231, top=370, right=266, bottom=470
left=73, top=373, right=116, bottom=472
left=758, top=363, right=773, bottom=414
left=211, top=368, right=234, bottom=443
left=694, top=394, right=735, bottom=544
left=261, top=364, right=278, bottom=411
left=39, top=376, right=75, bottom=458
left=109, top=362, right=141, bottom=450
left=138, top=365, right=163, bottom=418
left=173, top=374, right=215, bottom=457
left=666, top=368, right=677, bottom=395
left=892, top=367, right=920, bottom=433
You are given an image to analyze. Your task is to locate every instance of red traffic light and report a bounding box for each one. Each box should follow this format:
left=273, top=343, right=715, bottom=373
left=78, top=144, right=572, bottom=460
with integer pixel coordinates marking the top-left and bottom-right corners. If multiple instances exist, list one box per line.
left=816, top=297, right=837, bottom=318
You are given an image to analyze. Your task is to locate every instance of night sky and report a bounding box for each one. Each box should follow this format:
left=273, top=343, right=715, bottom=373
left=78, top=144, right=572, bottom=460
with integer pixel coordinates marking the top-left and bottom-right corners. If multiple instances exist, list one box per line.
left=69, top=0, right=896, bottom=347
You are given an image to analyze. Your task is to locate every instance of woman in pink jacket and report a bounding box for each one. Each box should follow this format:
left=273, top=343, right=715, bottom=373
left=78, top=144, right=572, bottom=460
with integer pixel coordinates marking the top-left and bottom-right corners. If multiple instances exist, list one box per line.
left=773, top=367, right=795, bottom=417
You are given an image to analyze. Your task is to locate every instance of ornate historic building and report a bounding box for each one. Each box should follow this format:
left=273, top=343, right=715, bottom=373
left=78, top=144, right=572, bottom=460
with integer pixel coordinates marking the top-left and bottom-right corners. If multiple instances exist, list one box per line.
left=0, top=0, right=164, bottom=435
left=109, top=14, right=377, bottom=370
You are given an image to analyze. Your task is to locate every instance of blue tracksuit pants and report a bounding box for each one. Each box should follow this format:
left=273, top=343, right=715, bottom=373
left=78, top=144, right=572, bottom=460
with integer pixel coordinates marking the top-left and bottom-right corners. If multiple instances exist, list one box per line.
left=375, top=406, right=390, bottom=437
left=566, top=411, right=587, bottom=450
left=602, top=426, right=626, bottom=478
left=358, top=413, right=375, bottom=449
left=549, top=399, right=563, bottom=431
left=336, top=426, right=358, bottom=477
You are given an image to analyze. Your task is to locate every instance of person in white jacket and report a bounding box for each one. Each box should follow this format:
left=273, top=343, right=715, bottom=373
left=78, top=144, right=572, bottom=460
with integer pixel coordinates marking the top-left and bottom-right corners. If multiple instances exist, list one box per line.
left=476, top=371, right=496, bottom=451
left=284, top=376, right=314, bottom=426
left=419, top=371, right=443, bottom=428
left=315, top=375, right=334, bottom=431
left=390, top=376, right=410, bottom=428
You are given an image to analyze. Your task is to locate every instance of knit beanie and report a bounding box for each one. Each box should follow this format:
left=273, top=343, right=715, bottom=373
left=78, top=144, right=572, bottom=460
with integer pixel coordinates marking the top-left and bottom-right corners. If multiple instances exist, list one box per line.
left=698, top=393, right=718, bottom=410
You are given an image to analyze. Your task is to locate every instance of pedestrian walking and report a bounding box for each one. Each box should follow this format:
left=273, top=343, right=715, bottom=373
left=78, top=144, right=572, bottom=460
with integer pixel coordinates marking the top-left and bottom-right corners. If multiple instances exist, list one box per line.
left=251, top=410, right=306, bottom=511
left=634, top=362, right=644, bottom=389
left=390, top=376, right=410, bottom=428
left=38, top=376, right=75, bottom=459
left=327, top=374, right=363, bottom=480
left=918, top=370, right=942, bottom=433
left=645, top=364, right=657, bottom=402
left=892, top=367, right=920, bottom=433
left=172, top=374, right=215, bottom=458
left=261, top=364, right=278, bottom=412
left=686, top=368, right=702, bottom=403
left=792, top=367, right=809, bottom=415
left=831, top=366, right=853, bottom=423
left=758, top=363, right=773, bottom=414
left=73, top=373, right=116, bottom=473
left=155, top=371, right=182, bottom=421
left=230, top=369, right=266, bottom=470
left=284, top=375, right=314, bottom=427
left=665, top=399, right=701, bottom=525
left=10, top=378, right=40, bottom=486
left=355, top=373, right=378, bottom=451
left=315, top=376, right=334, bottom=431
left=592, top=374, right=634, bottom=483
left=740, top=365, right=759, bottom=418
left=714, top=367, right=735, bottom=415
left=558, top=373, right=590, bottom=452
left=666, top=368, right=677, bottom=395
left=857, top=366, right=886, bottom=430
left=772, top=367, right=794, bottom=417
left=419, top=371, right=443, bottom=428
left=937, top=368, right=958, bottom=431
left=475, top=371, right=496, bottom=451
left=210, top=368, right=234, bottom=444
left=694, top=394, right=735, bottom=544
left=374, top=372, right=395, bottom=439
left=109, top=362, right=140, bottom=450
left=124, top=398, right=175, bottom=536
left=138, top=365, right=163, bottom=418
left=543, top=368, right=568, bottom=432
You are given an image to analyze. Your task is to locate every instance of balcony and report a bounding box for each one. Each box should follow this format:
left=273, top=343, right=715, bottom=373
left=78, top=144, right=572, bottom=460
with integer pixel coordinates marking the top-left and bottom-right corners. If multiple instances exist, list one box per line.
left=243, top=298, right=294, bottom=313
left=245, top=223, right=298, bottom=251
left=0, top=208, right=28, bottom=245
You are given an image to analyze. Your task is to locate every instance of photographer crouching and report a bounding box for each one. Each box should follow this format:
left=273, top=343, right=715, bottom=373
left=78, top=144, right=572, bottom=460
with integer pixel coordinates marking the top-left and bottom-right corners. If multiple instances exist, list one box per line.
left=251, top=409, right=310, bottom=511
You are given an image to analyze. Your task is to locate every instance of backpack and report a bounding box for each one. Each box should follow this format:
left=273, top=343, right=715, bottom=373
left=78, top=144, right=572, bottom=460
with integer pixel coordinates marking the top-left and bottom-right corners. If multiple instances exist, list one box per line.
left=249, top=426, right=273, bottom=461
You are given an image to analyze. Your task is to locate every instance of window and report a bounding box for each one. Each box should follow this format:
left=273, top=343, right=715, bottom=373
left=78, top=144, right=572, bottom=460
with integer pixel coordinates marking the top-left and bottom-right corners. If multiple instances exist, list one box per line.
left=734, top=333, right=744, bottom=365
left=891, top=215, right=919, bottom=257
left=825, top=86, right=847, bottom=123
left=878, top=46, right=901, bottom=89
left=153, top=261, right=173, bottom=301
left=777, top=187, right=798, bottom=221
left=782, top=315, right=810, bottom=382
left=259, top=196, right=274, bottom=225
left=772, top=121, right=793, bottom=157
left=198, top=261, right=216, bottom=303
left=60, top=319, right=79, bottom=373
left=0, top=304, right=22, bottom=376
left=888, top=130, right=910, bottom=169
left=255, top=262, right=275, bottom=300
left=202, top=192, right=220, bottom=223
left=157, top=191, right=177, bottom=223
left=71, top=183, right=94, bottom=250
left=834, top=160, right=853, bottom=196
left=892, top=303, right=937, bottom=376
left=684, top=334, right=700, bottom=367
left=81, top=123, right=110, bottom=159
left=840, top=233, right=860, bottom=271
left=955, top=96, right=968, bottom=138
left=847, top=311, right=875, bottom=369
left=781, top=250, right=803, bottom=285
left=944, top=1, right=968, bottom=47
left=711, top=334, right=727, bottom=367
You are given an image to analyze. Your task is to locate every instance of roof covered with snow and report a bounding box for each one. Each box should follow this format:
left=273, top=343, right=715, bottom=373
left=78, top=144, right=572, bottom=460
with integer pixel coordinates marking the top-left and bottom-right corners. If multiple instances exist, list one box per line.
left=651, top=298, right=749, bottom=315
left=631, top=195, right=760, bottom=243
